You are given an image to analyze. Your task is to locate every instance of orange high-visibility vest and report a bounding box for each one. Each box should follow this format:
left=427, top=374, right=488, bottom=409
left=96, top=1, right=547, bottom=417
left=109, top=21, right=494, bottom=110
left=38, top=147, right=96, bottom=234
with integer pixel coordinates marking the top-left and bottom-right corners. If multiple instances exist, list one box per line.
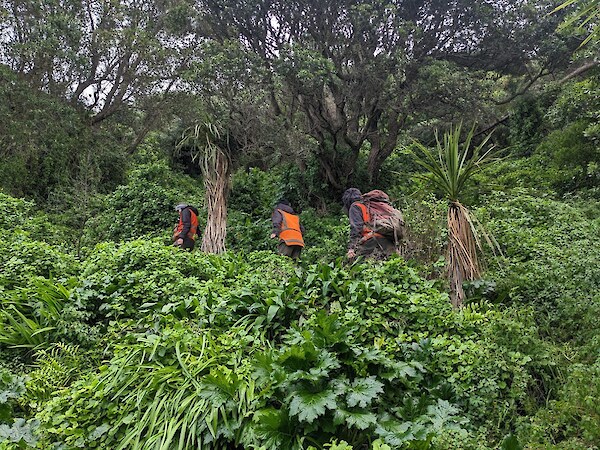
left=278, top=209, right=304, bottom=247
left=175, top=208, right=199, bottom=240
left=354, top=202, right=383, bottom=241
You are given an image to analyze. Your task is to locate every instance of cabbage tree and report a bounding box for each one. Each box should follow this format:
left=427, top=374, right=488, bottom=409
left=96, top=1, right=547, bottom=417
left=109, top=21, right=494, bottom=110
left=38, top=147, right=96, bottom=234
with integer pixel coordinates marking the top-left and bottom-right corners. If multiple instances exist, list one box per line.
left=177, top=121, right=231, bottom=254
left=410, top=124, right=498, bottom=307
left=553, top=0, right=599, bottom=47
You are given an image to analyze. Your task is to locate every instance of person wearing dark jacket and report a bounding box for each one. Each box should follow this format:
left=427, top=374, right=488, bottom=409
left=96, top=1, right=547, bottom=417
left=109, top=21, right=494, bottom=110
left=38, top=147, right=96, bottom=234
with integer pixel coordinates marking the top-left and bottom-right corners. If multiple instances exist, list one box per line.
left=173, top=203, right=199, bottom=251
left=270, top=199, right=305, bottom=259
left=342, top=188, right=396, bottom=260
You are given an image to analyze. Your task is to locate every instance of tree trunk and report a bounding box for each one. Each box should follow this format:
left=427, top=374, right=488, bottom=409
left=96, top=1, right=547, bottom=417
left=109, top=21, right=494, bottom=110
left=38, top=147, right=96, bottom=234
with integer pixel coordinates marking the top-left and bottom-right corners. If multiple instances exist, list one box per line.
left=201, top=148, right=230, bottom=254
left=446, top=202, right=481, bottom=308
left=366, top=113, right=403, bottom=183
left=314, top=141, right=360, bottom=191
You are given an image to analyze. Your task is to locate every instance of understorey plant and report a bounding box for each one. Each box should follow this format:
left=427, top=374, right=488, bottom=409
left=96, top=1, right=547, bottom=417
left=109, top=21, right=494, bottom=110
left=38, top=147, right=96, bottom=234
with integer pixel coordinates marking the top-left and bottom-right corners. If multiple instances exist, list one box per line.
left=248, top=311, right=466, bottom=449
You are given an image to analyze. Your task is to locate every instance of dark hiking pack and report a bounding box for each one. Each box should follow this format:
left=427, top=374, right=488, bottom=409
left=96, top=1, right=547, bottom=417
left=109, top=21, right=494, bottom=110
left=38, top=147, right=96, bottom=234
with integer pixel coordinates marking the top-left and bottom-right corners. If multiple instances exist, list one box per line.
left=362, top=190, right=405, bottom=244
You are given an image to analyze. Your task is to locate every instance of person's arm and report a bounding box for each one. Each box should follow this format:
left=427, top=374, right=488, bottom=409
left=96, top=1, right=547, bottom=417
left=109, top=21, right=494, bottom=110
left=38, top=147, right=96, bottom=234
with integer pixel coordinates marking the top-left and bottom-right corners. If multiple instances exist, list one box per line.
left=271, top=209, right=283, bottom=238
left=177, top=208, right=191, bottom=239
left=348, top=204, right=364, bottom=250
left=346, top=204, right=365, bottom=259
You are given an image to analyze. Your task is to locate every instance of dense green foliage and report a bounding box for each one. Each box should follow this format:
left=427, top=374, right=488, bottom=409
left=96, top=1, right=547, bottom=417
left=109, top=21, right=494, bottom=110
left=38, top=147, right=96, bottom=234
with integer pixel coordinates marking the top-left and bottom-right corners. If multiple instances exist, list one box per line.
left=0, top=67, right=127, bottom=203
left=1, top=178, right=600, bottom=448
left=86, top=152, right=203, bottom=245
left=0, top=0, right=599, bottom=448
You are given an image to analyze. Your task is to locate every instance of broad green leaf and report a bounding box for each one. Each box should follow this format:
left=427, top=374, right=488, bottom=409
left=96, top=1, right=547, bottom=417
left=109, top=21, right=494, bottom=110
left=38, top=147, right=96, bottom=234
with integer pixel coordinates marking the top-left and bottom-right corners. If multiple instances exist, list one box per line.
left=345, top=376, right=384, bottom=408
left=288, top=388, right=338, bottom=423
left=334, top=409, right=377, bottom=430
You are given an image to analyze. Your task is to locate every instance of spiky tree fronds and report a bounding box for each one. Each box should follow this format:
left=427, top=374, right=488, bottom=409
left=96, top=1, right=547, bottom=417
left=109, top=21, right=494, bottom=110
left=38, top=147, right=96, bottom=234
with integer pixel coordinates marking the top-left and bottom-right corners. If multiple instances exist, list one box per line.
left=553, top=0, right=599, bottom=47
left=411, top=123, right=496, bottom=202
left=410, top=123, right=498, bottom=307
left=178, top=121, right=231, bottom=254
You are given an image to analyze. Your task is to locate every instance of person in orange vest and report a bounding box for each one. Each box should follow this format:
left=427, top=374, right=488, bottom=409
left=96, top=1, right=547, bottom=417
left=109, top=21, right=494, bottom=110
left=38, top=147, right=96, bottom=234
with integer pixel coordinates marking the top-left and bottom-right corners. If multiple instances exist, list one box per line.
left=270, top=199, right=305, bottom=259
left=342, top=188, right=397, bottom=261
left=173, top=203, right=199, bottom=251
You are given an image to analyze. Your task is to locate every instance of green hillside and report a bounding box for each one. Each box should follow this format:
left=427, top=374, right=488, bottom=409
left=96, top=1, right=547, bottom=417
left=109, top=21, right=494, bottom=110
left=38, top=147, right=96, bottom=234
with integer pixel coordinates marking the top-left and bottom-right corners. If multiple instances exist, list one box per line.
left=0, top=0, right=599, bottom=448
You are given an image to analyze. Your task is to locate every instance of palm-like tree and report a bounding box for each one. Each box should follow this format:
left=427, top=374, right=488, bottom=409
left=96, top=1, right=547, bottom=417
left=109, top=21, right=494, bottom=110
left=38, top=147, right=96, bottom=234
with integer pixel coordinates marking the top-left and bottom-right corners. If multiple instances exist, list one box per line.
left=553, top=0, right=599, bottom=47
left=178, top=121, right=231, bottom=254
left=410, top=124, right=497, bottom=307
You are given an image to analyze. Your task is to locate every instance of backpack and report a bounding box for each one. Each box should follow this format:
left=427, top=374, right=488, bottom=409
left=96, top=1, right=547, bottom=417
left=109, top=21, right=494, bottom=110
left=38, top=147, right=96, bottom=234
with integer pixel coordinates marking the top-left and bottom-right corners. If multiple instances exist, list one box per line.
left=362, top=190, right=405, bottom=243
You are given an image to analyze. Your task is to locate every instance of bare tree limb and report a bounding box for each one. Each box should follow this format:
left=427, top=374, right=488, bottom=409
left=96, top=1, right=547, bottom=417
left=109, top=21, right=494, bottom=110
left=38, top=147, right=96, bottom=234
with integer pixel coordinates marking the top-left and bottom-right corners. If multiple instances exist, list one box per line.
left=493, top=67, right=549, bottom=105
left=559, top=59, right=599, bottom=83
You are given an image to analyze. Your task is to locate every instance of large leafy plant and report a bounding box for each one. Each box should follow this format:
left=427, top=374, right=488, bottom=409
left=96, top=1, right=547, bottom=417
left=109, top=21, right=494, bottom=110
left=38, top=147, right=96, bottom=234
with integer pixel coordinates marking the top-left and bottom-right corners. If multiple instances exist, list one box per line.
left=0, top=279, right=92, bottom=351
left=0, top=370, right=39, bottom=448
left=250, top=311, right=465, bottom=449
left=0, top=233, right=78, bottom=292
left=39, top=320, right=262, bottom=449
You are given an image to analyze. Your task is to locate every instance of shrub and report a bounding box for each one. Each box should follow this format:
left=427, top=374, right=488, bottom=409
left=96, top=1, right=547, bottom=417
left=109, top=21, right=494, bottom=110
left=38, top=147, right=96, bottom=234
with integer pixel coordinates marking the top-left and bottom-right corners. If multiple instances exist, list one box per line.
left=74, top=240, right=213, bottom=321
left=229, top=168, right=282, bottom=218
left=299, top=208, right=348, bottom=264
left=0, top=66, right=127, bottom=203
left=477, top=190, right=600, bottom=344
left=0, top=232, right=79, bottom=291
left=0, top=193, right=71, bottom=248
left=85, top=159, right=203, bottom=244
left=0, top=279, right=98, bottom=351
left=536, top=121, right=600, bottom=192
left=227, top=209, right=273, bottom=252
left=0, top=193, right=34, bottom=231
left=73, top=241, right=299, bottom=324
left=0, top=369, right=39, bottom=448
left=37, top=319, right=267, bottom=449
left=37, top=305, right=465, bottom=449
left=518, top=361, right=600, bottom=449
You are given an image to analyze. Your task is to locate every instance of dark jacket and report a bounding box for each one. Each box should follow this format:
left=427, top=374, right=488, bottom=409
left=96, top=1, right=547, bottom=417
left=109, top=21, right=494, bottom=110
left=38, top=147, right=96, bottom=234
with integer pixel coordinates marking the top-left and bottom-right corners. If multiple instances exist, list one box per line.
left=271, top=203, right=305, bottom=238
left=348, top=202, right=366, bottom=250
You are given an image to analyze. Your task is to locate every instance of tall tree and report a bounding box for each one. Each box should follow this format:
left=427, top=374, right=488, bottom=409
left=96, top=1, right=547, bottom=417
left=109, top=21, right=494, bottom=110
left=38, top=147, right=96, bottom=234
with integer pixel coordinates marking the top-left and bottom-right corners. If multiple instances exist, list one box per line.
left=182, top=39, right=301, bottom=169
left=198, top=0, right=577, bottom=189
left=0, top=0, right=201, bottom=137
left=0, top=65, right=126, bottom=201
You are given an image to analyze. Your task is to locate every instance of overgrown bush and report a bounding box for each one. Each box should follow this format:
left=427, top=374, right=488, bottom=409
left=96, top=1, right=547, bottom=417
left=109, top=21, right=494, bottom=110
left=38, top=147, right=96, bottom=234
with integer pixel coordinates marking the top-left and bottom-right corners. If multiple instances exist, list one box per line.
left=37, top=273, right=469, bottom=449
left=299, top=209, right=348, bottom=263
left=0, top=66, right=126, bottom=203
left=0, top=369, right=39, bottom=448
left=518, top=360, right=600, bottom=449
left=28, top=252, right=560, bottom=448
left=85, top=158, right=203, bottom=245
left=229, top=168, right=282, bottom=218
left=536, top=121, right=600, bottom=192
left=0, top=193, right=71, bottom=248
left=477, top=190, right=600, bottom=344
left=0, top=233, right=79, bottom=292
left=1, top=168, right=598, bottom=449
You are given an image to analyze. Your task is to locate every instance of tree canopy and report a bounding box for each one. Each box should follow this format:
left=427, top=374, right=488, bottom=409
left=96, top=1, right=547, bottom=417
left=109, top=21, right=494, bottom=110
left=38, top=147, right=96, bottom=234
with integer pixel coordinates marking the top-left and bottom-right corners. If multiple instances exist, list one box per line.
left=2, top=0, right=590, bottom=193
